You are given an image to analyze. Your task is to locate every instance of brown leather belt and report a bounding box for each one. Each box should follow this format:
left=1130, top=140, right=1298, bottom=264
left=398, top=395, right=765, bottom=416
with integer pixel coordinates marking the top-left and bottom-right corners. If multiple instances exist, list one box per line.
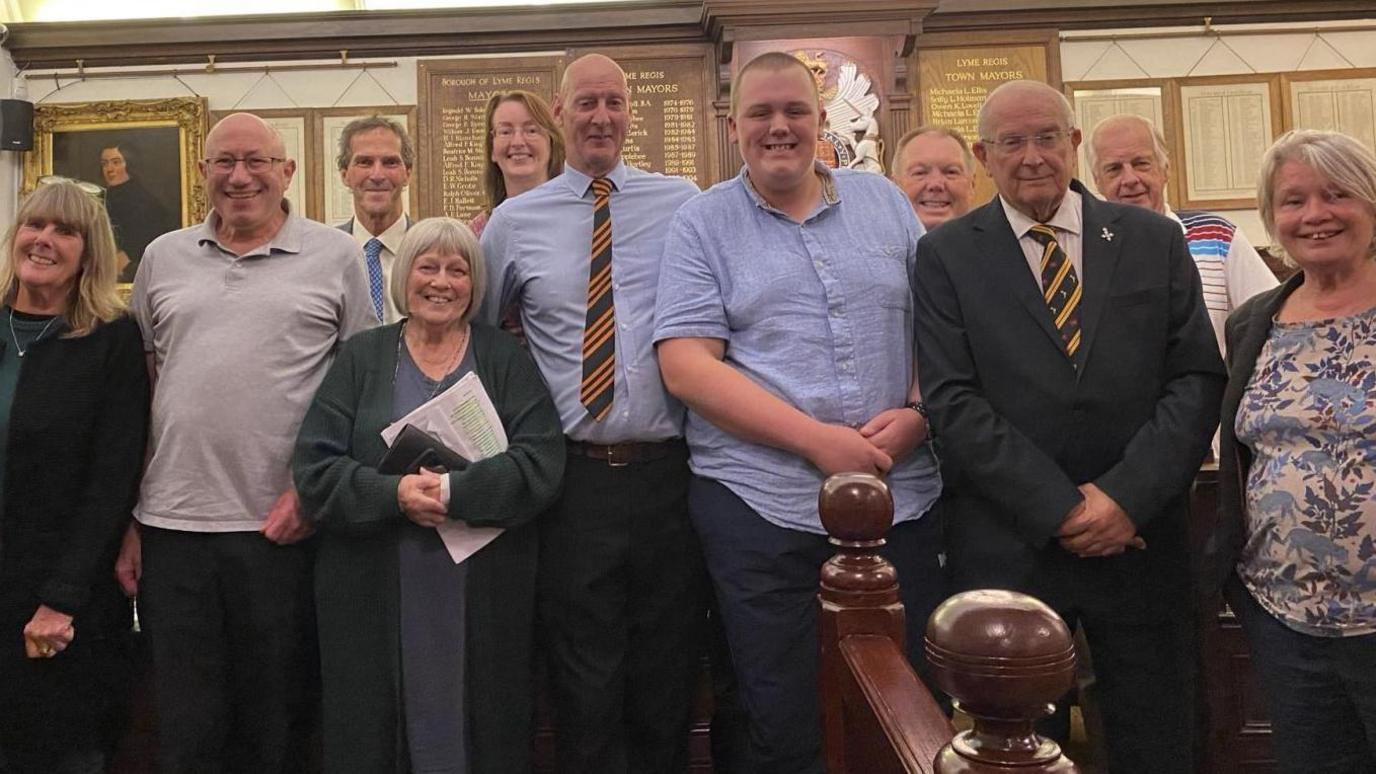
left=565, top=438, right=684, bottom=467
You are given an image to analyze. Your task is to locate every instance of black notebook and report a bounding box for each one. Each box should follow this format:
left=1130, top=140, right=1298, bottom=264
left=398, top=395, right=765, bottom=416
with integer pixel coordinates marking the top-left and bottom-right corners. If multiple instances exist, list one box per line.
left=377, top=424, right=470, bottom=475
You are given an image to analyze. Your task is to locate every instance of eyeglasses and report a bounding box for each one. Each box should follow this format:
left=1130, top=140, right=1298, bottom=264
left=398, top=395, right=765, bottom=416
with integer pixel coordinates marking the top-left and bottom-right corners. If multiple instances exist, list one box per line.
left=492, top=125, right=545, bottom=141
left=37, top=175, right=105, bottom=203
left=203, top=156, right=287, bottom=174
left=982, top=130, right=1072, bottom=154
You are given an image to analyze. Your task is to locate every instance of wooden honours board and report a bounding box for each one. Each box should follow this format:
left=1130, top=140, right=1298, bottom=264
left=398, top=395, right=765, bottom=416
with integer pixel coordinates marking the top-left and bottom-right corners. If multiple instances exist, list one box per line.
left=917, top=44, right=1051, bottom=206
left=417, top=58, right=561, bottom=221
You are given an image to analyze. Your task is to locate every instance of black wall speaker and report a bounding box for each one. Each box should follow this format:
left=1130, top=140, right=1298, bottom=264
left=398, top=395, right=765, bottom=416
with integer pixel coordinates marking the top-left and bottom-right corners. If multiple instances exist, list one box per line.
left=0, top=99, right=33, bottom=151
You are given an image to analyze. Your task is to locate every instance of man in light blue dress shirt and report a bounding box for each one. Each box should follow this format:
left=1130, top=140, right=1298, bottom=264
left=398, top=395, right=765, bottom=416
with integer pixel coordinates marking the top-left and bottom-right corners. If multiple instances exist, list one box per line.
left=654, top=52, right=944, bottom=774
left=478, top=53, right=704, bottom=774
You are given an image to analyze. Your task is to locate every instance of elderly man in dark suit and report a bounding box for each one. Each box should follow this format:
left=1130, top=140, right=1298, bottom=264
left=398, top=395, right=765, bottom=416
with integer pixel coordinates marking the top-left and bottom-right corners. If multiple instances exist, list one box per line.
left=914, top=79, right=1226, bottom=774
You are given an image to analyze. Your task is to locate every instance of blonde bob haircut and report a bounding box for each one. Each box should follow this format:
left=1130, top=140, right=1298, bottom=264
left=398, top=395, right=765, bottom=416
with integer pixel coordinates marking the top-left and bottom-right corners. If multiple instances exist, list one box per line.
left=481, top=91, right=565, bottom=213
left=389, top=217, right=486, bottom=325
left=0, top=180, right=124, bottom=337
left=1257, top=129, right=1376, bottom=265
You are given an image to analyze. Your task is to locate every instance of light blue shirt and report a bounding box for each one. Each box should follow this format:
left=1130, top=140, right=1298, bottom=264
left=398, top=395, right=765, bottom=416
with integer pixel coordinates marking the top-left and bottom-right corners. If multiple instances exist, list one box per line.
left=479, top=161, right=699, bottom=443
left=653, top=165, right=941, bottom=534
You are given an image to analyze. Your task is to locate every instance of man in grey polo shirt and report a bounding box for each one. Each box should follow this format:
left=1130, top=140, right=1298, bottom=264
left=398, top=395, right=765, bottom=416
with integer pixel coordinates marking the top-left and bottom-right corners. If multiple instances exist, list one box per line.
left=116, top=113, right=376, bottom=773
left=654, top=52, right=943, bottom=774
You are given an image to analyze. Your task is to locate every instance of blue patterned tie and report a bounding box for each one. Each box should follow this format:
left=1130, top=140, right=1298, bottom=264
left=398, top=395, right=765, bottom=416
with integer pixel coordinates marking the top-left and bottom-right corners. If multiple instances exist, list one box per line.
left=364, top=238, right=385, bottom=322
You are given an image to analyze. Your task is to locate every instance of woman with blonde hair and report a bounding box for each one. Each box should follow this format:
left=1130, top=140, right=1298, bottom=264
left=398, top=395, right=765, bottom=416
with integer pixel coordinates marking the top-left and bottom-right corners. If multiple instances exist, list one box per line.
left=0, top=179, right=150, bottom=772
left=1211, top=129, right=1376, bottom=773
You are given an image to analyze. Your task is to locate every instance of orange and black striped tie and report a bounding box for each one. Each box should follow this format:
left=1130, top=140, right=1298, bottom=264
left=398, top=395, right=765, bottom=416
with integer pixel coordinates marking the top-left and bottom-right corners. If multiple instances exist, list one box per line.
left=580, top=177, right=616, bottom=420
left=1027, top=224, right=1081, bottom=359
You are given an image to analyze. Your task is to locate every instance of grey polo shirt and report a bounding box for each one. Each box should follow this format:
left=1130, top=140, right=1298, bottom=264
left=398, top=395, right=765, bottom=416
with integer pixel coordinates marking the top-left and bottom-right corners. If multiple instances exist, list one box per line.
left=131, top=208, right=377, bottom=532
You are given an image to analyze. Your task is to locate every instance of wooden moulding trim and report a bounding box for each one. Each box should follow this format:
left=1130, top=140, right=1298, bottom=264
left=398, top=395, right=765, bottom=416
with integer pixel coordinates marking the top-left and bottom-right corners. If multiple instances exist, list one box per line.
left=923, top=0, right=1376, bottom=33
left=5, top=4, right=705, bottom=69
left=7, top=0, right=1376, bottom=70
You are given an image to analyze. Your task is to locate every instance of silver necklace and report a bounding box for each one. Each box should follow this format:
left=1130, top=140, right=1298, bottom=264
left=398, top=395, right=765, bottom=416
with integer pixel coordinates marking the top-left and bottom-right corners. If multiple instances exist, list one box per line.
left=394, top=320, right=469, bottom=402
left=8, top=308, right=59, bottom=358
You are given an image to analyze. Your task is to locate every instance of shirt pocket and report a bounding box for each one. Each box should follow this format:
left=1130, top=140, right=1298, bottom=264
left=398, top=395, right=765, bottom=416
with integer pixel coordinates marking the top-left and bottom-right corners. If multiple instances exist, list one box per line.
left=860, top=244, right=912, bottom=310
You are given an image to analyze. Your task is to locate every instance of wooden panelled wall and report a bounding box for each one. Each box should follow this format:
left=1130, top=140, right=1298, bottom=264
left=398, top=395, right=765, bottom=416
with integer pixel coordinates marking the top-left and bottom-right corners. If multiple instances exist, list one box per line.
left=6, top=0, right=1376, bottom=221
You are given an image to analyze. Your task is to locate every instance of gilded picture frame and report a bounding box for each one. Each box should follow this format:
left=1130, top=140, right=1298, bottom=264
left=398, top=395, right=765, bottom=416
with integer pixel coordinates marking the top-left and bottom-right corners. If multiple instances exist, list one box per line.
left=22, top=97, right=209, bottom=284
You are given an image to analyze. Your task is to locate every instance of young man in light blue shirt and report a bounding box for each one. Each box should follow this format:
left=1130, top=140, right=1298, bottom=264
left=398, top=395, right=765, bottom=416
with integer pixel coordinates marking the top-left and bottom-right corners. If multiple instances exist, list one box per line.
left=654, top=52, right=944, bottom=774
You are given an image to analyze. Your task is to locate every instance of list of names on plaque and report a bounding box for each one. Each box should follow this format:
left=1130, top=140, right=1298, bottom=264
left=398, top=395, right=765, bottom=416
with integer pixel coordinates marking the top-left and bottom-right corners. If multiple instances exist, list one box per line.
left=917, top=45, right=1048, bottom=205
left=428, top=68, right=554, bottom=221
left=1180, top=81, right=1274, bottom=202
left=620, top=61, right=706, bottom=188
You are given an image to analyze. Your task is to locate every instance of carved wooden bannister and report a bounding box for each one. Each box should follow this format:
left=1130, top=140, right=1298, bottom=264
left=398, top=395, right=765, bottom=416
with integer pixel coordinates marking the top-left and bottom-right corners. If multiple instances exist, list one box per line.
left=818, top=473, right=1079, bottom=774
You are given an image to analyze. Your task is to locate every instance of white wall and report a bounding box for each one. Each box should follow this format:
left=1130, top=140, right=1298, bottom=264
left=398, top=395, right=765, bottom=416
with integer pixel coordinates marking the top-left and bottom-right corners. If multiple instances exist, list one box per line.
left=1061, top=18, right=1376, bottom=248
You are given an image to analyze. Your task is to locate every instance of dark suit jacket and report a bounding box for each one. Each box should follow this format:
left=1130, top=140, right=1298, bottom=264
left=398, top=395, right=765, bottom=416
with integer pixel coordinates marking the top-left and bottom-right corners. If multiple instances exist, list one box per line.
left=1206, top=271, right=1304, bottom=598
left=915, top=180, right=1226, bottom=614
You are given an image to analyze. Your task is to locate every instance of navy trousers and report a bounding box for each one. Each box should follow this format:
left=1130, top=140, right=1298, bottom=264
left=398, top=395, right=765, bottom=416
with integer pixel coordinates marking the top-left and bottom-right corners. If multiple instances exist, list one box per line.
left=1233, top=580, right=1376, bottom=774
left=689, top=476, right=946, bottom=774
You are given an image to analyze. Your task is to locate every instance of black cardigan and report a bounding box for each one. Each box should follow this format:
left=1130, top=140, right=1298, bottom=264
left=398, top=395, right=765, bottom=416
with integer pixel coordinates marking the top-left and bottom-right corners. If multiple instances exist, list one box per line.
left=0, top=314, right=150, bottom=636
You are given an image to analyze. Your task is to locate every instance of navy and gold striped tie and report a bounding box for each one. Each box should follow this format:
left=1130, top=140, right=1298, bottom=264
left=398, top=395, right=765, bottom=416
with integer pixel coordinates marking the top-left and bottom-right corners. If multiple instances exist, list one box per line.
left=580, top=178, right=616, bottom=421
left=1028, top=224, right=1081, bottom=359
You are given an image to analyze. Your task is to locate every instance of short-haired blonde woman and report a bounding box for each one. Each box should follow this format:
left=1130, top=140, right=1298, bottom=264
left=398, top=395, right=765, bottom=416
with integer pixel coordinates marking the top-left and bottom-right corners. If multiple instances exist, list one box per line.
left=294, top=217, right=565, bottom=774
left=469, top=90, right=565, bottom=238
left=1211, top=129, right=1376, bottom=773
left=0, top=180, right=149, bottom=772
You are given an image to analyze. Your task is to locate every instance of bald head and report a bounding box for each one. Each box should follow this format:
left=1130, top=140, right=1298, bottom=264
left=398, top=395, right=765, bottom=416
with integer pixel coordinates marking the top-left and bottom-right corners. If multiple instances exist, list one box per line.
left=555, top=54, right=631, bottom=177
left=976, top=80, right=1074, bottom=142
left=206, top=112, right=287, bottom=160
left=559, top=54, right=627, bottom=98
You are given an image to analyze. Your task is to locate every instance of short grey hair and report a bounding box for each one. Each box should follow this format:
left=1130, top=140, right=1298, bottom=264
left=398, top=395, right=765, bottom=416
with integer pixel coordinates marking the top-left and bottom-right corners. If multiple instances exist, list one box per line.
left=389, top=217, right=486, bottom=323
left=889, top=125, right=974, bottom=178
left=1258, top=129, right=1376, bottom=265
left=976, top=80, right=1075, bottom=142
left=336, top=115, right=415, bottom=171
left=1086, top=114, right=1171, bottom=174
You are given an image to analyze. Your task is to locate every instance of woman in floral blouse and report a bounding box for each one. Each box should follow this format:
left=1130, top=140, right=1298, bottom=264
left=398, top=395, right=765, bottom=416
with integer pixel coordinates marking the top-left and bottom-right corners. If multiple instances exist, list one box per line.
left=1213, top=129, right=1376, bottom=773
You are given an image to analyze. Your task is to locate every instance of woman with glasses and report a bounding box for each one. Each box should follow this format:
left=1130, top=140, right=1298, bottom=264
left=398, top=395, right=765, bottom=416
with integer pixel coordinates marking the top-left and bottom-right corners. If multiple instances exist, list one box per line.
left=0, top=180, right=150, bottom=772
left=470, top=90, right=564, bottom=238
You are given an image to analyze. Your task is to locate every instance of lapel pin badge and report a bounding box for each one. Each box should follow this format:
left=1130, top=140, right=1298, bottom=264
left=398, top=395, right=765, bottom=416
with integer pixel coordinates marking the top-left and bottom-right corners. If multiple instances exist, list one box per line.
left=1101, top=226, right=1115, bottom=242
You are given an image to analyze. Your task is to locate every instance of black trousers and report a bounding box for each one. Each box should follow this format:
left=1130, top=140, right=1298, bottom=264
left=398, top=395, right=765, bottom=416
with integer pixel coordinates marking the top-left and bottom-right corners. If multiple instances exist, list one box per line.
left=139, top=526, right=317, bottom=774
left=690, top=477, right=947, bottom=774
left=951, top=545, right=1196, bottom=774
left=537, top=445, right=707, bottom=774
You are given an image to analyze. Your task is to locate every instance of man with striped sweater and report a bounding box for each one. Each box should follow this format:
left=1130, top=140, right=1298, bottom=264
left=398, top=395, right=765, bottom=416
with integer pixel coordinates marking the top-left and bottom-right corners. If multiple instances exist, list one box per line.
left=1088, top=114, right=1277, bottom=354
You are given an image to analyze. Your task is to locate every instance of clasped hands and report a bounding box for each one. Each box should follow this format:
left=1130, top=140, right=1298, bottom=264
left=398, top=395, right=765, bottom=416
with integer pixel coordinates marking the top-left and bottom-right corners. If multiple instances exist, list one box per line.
left=398, top=468, right=447, bottom=528
left=1058, top=483, right=1147, bottom=558
left=807, top=407, right=929, bottom=477
left=23, top=605, right=74, bottom=660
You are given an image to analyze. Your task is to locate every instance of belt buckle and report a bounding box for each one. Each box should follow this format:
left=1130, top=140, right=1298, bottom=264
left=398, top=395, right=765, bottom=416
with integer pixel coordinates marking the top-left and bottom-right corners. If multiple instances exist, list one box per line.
left=605, top=445, right=630, bottom=468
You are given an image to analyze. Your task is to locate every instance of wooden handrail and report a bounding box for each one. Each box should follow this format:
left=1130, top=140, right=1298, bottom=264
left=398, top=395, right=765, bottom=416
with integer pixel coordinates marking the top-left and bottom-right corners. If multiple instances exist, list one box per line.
left=817, top=473, right=954, bottom=774
left=817, top=473, right=1080, bottom=774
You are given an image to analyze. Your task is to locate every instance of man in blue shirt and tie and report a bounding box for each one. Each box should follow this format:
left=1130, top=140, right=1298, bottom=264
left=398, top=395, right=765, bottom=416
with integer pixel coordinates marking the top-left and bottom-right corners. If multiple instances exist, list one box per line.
left=479, top=53, right=703, bottom=774
left=336, top=115, right=414, bottom=323
left=654, top=51, right=944, bottom=774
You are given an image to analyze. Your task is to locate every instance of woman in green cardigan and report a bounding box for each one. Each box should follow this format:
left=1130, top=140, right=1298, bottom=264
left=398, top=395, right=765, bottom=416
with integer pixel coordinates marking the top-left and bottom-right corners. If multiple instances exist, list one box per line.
left=293, top=217, right=565, bottom=774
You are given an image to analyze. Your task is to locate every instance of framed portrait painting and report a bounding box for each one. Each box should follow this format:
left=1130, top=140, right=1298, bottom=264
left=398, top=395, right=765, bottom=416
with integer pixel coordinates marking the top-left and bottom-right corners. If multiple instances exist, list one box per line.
left=23, top=97, right=208, bottom=284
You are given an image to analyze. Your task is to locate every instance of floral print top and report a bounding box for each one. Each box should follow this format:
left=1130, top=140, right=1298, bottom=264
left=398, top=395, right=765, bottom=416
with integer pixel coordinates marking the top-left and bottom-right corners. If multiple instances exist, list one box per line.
left=1236, top=304, right=1376, bottom=637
